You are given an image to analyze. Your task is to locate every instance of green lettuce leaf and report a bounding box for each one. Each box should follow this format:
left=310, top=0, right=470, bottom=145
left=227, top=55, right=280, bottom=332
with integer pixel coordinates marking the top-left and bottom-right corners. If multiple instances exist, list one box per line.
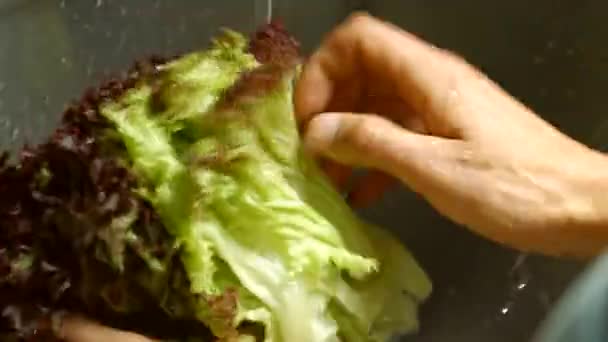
left=100, top=28, right=431, bottom=342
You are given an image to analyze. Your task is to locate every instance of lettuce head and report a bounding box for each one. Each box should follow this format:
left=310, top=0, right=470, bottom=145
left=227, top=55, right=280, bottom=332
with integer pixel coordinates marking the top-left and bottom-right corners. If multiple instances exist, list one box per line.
left=0, top=22, right=431, bottom=342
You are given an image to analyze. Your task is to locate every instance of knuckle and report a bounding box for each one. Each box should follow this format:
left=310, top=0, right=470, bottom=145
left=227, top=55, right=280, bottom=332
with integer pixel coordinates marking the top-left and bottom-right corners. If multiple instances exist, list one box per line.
left=436, top=48, right=465, bottom=64
left=434, top=48, right=475, bottom=77
left=336, top=12, right=379, bottom=41
left=436, top=48, right=479, bottom=78
left=342, top=116, right=382, bottom=149
left=345, top=12, right=374, bottom=27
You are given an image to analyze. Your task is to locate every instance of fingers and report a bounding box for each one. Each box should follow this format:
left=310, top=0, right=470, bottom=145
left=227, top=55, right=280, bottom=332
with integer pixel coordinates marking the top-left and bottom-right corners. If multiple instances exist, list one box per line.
left=295, top=13, right=474, bottom=125
left=358, top=96, right=427, bottom=134
left=321, top=159, right=352, bottom=190
left=304, top=112, right=464, bottom=194
left=58, top=316, right=155, bottom=342
left=348, top=171, right=396, bottom=207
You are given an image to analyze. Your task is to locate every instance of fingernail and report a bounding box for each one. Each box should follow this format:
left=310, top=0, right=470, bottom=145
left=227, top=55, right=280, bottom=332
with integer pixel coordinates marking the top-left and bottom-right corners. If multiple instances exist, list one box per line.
left=305, top=113, right=341, bottom=152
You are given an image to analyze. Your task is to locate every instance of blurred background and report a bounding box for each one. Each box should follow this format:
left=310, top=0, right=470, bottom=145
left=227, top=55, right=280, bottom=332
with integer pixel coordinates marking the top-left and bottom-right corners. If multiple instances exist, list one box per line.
left=1, top=0, right=605, bottom=341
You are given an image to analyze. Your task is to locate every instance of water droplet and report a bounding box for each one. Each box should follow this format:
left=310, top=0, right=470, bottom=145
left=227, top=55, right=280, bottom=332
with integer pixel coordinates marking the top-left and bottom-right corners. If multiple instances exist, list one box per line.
left=59, top=0, right=65, bottom=8
left=96, top=0, right=103, bottom=8
left=267, top=0, right=273, bottom=23
left=566, top=48, right=575, bottom=56
left=533, top=56, right=545, bottom=65
left=154, top=0, right=161, bottom=8
left=506, top=253, right=531, bottom=312
left=43, top=95, right=50, bottom=105
left=120, top=6, right=128, bottom=16
left=499, top=299, right=515, bottom=317
left=60, top=57, right=68, bottom=65
left=546, top=40, right=556, bottom=49
left=11, top=127, right=20, bottom=142
left=510, top=254, right=527, bottom=272
left=0, top=82, right=5, bottom=93
left=115, top=32, right=128, bottom=54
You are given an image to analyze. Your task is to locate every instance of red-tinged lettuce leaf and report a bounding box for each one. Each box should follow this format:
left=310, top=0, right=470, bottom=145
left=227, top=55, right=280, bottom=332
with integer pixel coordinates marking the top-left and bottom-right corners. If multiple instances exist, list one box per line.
left=2, top=20, right=431, bottom=342
left=249, top=20, right=301, bottom=67
left=0, top=56, right=209, bottom=340
left=0, top=22, right=293, bottom=341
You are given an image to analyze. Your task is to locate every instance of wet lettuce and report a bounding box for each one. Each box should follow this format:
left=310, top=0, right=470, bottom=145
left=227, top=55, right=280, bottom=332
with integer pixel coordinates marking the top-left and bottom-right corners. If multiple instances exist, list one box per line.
left=0, top=23, right=431, bottom=341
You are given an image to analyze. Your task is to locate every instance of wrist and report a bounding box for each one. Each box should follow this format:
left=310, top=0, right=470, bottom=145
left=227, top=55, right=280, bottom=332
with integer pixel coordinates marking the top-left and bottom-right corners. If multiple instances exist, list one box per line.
left=554, top=150, right=608, bottom=258
left=501, top=147, right=608, bottom=259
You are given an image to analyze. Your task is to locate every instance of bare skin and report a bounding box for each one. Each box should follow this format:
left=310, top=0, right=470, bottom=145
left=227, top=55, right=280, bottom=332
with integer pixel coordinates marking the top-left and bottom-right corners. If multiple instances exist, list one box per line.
left=296, top=13, right=608, bottom=259
left=57, top=12, right=608, bottom=341
left=57, top=316, right=156, bottom=342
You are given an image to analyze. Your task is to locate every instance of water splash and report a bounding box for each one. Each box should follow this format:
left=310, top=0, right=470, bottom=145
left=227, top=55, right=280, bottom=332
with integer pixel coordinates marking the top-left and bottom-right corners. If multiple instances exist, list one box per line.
left=495, top=253, right=532, bottom=319
left=267, top=0, right=272, bottom=22
left=115, top=31, right=128, bottom=54
left=11, top=127, right=20, bottom=143
left=509, top=254, right=531, bottom=291
left=21, top=98, right=30, bottom=111
left=500, top=301, right=512, bottom=316
left=0, top=117, right=9, bottom=129
left=510, top=254, right=526, bottom=272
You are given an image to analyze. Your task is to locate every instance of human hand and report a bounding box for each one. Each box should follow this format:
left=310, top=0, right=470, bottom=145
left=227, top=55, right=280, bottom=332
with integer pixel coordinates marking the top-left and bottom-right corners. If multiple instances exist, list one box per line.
left=295, top=13, right=608, bottom=258
left=56, top=316, right=154, bottom=342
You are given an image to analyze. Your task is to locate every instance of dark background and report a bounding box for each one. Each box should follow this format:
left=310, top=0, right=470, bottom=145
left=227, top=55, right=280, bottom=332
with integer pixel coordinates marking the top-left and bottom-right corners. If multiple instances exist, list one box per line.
left=1, top=1, right=604, bottom=341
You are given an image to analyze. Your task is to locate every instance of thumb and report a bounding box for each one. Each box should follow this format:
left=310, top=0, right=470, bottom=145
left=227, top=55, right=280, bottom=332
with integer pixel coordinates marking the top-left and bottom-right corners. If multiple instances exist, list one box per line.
left=304, top=112, right=464, bottom=192
left=58, top=316, right=156, bottom=342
